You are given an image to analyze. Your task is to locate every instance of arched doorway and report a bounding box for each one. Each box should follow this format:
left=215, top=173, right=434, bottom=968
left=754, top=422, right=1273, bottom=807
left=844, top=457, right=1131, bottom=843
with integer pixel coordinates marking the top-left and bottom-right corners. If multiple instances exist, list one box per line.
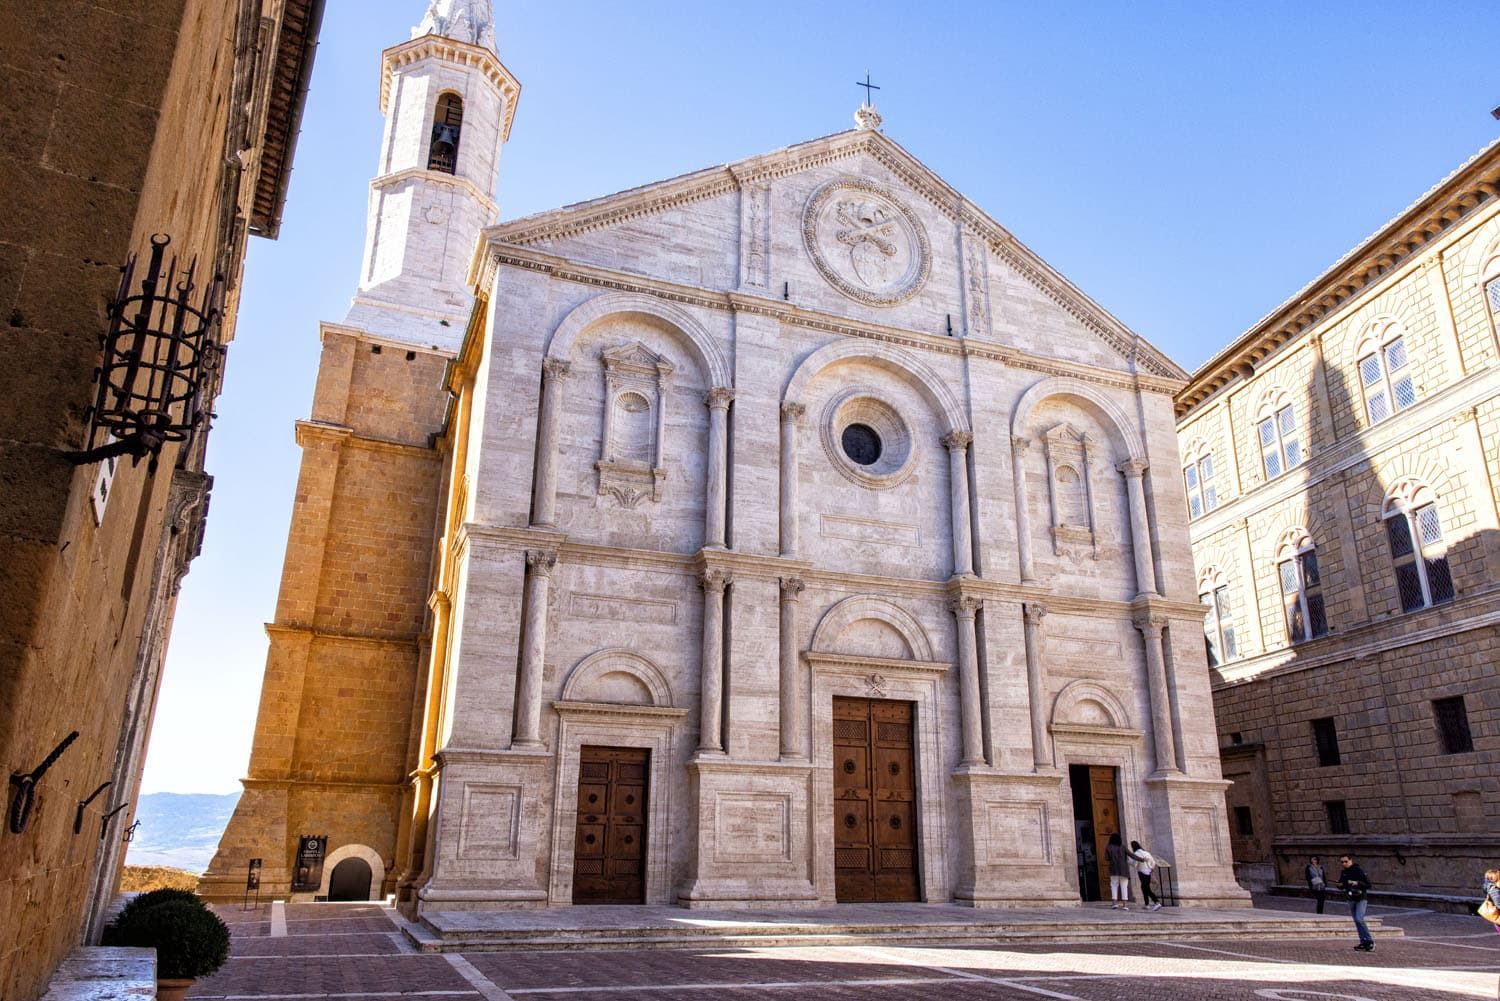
left=327, top=857, right=372, bottom=901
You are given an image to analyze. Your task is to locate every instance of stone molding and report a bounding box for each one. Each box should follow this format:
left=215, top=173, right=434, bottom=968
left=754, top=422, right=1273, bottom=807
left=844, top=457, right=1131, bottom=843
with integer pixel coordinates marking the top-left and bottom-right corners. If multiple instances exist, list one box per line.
left=809, top=593, right=936, bottom=661
left=803, top=651, right=950, bottom=675
left=1011, top=375, right=1146, bottom=464
left=380, top=34, right=521, bottom=139
left=544, top=289, right=732, bottom=389
left=370, top=166, right=499, bottom=217
left=784, top=338, right=970, bottom=433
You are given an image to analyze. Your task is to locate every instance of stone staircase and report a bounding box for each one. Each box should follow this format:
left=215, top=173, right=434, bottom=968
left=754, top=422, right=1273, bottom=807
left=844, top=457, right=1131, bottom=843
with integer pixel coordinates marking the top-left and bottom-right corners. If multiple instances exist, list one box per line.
left=395, top=902, right=1397, bottom=953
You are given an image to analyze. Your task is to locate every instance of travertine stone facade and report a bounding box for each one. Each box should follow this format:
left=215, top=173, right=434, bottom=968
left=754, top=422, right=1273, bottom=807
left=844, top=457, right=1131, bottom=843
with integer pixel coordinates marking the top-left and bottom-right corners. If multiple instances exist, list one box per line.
left=1176, top=140, right=1500, bottom=895
left=0, top=2, right=321, bottom=999
left=209, top=1, right=1247, bottom=913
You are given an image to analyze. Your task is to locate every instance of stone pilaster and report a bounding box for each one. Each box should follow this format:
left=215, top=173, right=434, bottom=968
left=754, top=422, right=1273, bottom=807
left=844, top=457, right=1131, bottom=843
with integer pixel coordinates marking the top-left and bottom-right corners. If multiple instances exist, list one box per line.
left=943, top=429, right=975, bottom=578
left=1119, top=458, right=1159, bottom=597
left=698, top=569, right=730, bottom=754
left=704, top=388, right=734, bottom=549
left=1021, top=602, right=1050, bottom=770
left=512, top=548, right=556, bottom=748
left=779, top=402, right=804, bottom=558
left=530, top=358, right=569, bottom=527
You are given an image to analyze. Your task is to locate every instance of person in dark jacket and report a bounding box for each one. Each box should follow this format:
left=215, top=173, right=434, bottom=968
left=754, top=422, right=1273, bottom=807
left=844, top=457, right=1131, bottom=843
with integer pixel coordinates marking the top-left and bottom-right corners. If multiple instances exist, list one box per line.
left=1105, top=833, right=1131, bottom=909
left=1338, top=854, right=1374, bottom=951
left=1305, top=856, right=1327, bottom=914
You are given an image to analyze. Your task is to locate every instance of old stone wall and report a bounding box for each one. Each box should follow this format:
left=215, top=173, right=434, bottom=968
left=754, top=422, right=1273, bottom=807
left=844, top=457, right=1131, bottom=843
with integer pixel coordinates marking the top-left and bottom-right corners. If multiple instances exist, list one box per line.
left=200, top=331, right=448, bottom=900
left=1177, top=150, right=1500, bottom=895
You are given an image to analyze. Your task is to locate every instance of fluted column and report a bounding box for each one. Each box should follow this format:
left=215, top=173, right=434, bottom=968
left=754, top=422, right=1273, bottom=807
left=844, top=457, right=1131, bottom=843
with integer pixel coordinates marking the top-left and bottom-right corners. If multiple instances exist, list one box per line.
left=779, top=402, right=804, bottom=558
left=1134, top=611, right=1178, bottom=774
left=704, top=388, right=734, bottom=549
left=1011, top=437, right=1037, bottom=584
left=1022, top=602, right=1050, bottom=769
left=778, top=576, right=805, bottom=760
left=531, top=359, right=570, bottom=527
left=949, top=595, right=985, bottom=766
left=1118, top=458, right=1158, bottom=597
left=943, top=429, right=975, bottom=578
left=513, top=549, right=556, bottom=748
left=698, top=569, right=730, bottom=754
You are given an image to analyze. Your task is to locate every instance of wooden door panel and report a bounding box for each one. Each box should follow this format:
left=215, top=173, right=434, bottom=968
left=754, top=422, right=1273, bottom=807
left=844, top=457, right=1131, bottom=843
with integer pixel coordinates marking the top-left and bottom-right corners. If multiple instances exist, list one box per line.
left=833, top=697, right=919, bottom=903
left=573, top=746, right=649, bottom=904
left=1088, top=765, right=1120, bottom=895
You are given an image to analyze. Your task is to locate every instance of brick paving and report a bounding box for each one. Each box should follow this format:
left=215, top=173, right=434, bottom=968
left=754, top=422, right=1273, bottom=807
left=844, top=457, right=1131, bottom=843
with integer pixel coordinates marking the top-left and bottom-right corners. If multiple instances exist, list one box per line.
left=187, top=899, right=1500, bottom=1001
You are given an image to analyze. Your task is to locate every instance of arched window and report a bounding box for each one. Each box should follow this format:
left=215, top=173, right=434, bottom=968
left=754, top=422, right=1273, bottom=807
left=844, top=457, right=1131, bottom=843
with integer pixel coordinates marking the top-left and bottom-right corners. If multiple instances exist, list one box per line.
left=1275, top=529, right=1328, bottom=643
left=428, top=93, right=464, bottom=174
left=1483, top=250, right=1500, bottom=339
left=1255, top=388, right=1302, bottom=479
left=1198, top=567, right=1237, bottom=667
left=1382, top=478, right=1455, bottom=612
left=1354, top=319, right=1416, bottom=425
left=1182, top=439, right=1217, bottom=519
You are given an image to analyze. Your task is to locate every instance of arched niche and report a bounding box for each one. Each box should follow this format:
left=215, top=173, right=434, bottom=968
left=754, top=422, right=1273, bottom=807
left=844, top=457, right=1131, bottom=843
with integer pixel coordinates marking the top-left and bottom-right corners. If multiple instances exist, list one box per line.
left=809, top=595, right=935, bottom=662
left=545, top=291, right=730, bottom=389
left=561, top=649, right=674, bottom=708
left=782, top=339, right=969, bottom=435
left=1011, top=376, right=1145, bottom=463
left=1050, top=679, right=1133, bottom=733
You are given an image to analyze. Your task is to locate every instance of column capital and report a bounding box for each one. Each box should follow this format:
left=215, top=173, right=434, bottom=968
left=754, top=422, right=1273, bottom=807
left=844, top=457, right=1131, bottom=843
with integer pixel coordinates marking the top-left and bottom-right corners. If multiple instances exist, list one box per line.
left=780, top=400, right=806, bottom=423
left=542, top=357, right=571, bottom=380
left=1011, top=435, right=1032, bottom=455
left=947, top=594, right=981, bottom=618
left=705, top=386, right=736, bottom=410
left=525, top=549, right=558, bottom=576
left=1117, top=457, right=1149, bottom=478
left=699, top=568, right=731, bottom=592
left=1023, top=602, right=1048, bottom=627
left=941, top=429, right=973, bottom=451
left=779, top=575, right=805, bottom=598
left=1132, top=610, right=1167, bottom=635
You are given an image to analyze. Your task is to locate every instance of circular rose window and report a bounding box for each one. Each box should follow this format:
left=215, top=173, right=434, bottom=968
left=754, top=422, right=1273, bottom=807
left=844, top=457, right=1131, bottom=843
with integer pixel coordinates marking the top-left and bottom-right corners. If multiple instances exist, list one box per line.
left=820, top=390, right=915, bottom=489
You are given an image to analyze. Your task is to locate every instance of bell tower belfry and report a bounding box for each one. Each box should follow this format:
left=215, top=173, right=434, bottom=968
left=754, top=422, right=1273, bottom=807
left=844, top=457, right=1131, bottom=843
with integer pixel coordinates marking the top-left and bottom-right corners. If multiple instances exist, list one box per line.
left=347, top=0, right=520, bottom=349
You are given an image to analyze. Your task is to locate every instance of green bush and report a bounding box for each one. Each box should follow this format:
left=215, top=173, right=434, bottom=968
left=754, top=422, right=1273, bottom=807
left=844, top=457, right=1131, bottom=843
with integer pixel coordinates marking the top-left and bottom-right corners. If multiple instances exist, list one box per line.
left=104, top=899, right=230, bottom=979
left=114, top=887, right=203, bottom=923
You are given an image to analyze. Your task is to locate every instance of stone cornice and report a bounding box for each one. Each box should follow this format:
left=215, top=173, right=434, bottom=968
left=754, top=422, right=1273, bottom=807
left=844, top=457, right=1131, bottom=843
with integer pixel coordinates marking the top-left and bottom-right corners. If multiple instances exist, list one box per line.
left=264, top=622, right=421, bottom=649
left=477, top=128, right=1182, bottom=380
left=803, top=651, right=951, bottom=675
left=1177, top=138, right=1500, bottom=420
left=380, top=35, right=521, bottom=140
left=294, top=419, right=438, bottom=459
left=319, top=320, right=455, bottom=358
left=370, top=166, right=499, bottom=217
left=1213, top=585, right=1500, bottom=690
left=1186, top=364, right=1500, bottom=540
left=477, top=245, right=1180, bottom=396
left=552, top=700, right=688, bottom=722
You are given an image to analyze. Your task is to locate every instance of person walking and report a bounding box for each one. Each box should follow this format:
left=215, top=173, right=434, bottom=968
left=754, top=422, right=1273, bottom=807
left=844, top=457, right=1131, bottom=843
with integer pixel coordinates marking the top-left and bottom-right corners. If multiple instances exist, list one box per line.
left=1338, top=853, right=1374, bottom=951
left=1105, top=833, right=1132, bottom=909
left=1130, top=840, right=1163, bottom=911
left=1306, top=856, right=1327, bottom=914
left=1480, top=868, right=1500, bottom=935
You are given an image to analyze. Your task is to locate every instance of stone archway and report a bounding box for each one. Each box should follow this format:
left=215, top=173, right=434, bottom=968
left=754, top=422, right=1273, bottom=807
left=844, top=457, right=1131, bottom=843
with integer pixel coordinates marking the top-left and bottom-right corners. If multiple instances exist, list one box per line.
left=316, top=843, right=385, bottom=902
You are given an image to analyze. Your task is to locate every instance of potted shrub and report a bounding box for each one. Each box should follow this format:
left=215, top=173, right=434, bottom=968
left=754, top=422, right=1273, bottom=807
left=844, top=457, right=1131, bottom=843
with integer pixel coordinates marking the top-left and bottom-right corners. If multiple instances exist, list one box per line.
left=104, top=896, right=230, bottom=1001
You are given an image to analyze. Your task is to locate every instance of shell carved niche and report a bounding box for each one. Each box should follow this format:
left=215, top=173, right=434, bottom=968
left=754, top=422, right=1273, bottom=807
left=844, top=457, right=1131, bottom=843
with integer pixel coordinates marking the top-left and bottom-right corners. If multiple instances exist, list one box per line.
left=596, top=342, right=673, bottom=508
left=1042, top=423, right=1097, bottom=558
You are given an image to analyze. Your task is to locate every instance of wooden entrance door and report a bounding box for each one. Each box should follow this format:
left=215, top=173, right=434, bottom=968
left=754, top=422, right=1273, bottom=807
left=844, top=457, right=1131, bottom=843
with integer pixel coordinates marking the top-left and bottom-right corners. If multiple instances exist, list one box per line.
left=833, top=696, right=919, bottom=902
left=573, top=746, right=648, bottom=904
left=1088, top=766, right=1121, bottom=896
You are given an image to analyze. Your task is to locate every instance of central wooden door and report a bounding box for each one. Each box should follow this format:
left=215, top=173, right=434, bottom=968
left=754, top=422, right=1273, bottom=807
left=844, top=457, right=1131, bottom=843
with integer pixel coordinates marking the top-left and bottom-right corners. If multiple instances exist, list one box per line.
left=1088, top=766, right=1121, bottom=896
left=833, top=696, right=919, bottom=902
left=573, top=746, right=648, bottom=904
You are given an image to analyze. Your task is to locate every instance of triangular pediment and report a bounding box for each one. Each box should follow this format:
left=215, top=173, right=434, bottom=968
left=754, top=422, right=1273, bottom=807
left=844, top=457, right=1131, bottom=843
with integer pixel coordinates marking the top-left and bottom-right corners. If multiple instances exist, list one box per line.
left=485, top=129, right=1184, bottom=380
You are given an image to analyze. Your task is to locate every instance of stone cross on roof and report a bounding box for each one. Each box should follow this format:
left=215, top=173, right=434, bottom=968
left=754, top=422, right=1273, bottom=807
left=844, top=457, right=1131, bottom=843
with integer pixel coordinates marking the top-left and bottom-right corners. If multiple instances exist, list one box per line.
left=413, top=0, right=496, bottom=51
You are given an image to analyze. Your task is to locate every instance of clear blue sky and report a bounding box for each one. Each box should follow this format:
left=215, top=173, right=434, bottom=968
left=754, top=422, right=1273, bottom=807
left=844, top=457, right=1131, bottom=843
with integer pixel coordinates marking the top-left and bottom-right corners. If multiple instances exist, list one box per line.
left=140, top=1, right=1500, bottom=793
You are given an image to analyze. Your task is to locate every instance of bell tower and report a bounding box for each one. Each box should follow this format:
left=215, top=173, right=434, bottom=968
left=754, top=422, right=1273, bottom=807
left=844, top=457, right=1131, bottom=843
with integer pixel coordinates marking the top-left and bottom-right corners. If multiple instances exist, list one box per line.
left=346, top=0, right=520, bottom=350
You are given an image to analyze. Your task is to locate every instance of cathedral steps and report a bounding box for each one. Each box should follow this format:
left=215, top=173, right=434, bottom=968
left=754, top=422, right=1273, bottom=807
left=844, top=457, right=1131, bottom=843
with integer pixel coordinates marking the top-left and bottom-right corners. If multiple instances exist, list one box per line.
left=398, top=904, right=1397, bottom=953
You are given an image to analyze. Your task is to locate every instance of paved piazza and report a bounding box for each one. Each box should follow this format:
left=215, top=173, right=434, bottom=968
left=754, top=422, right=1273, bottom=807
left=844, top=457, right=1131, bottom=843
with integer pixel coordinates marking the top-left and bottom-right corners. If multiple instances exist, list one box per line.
left=192, top=899, right=1500, bottom=1001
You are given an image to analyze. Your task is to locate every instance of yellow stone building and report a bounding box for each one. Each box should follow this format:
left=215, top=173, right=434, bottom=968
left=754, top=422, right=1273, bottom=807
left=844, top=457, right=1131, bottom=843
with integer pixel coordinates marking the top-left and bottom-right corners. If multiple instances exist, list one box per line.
left=1175, top=139, right=1500, bottom=898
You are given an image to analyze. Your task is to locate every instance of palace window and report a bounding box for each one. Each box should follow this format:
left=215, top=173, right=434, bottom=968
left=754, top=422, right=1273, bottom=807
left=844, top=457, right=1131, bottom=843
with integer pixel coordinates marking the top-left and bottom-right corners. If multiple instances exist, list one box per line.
left=1483, top=247, right=1500, bottom=340
left=1275, top=529, right=1328, bottom=643
left=1256, top=390, right=1302, bottom=479
left=1355, top=320, right=1416, bottom=425
left=427, top=93, right=464, bottom=174
left=1312, top=716, right=1341, bottom=767
left=1199, top=568, right=1237, bottom=667
left=1433, top=695, right=1474, bottom=754
left=1183, top=448, right=1217, bottom=520
left=1382, top=478, right=1454, bottom=613
left=1232, top=805, right=1254, bottom=837
left=1324, top=800, right=1350, bottom=835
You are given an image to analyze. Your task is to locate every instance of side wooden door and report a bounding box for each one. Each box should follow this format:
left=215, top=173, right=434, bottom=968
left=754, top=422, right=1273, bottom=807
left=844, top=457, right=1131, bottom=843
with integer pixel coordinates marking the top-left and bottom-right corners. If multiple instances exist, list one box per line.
left=833, top=697, right=919, bottom=902
left=573, top=746, right=649, bottom=904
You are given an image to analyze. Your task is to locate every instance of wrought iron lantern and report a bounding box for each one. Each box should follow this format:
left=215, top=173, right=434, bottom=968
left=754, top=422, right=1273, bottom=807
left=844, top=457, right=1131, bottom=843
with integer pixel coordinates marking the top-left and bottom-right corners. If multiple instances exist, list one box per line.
left=70, top=235, right=224, bottom=468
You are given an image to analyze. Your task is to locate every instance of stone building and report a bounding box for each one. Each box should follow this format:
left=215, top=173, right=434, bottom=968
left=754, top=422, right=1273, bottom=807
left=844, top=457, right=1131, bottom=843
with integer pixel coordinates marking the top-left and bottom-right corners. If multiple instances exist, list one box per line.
left=1175, top=140, right=1500, bottom=896
left=0, top=2, right=322, bottom=998
left=205, top=0, right=1247, bottom=913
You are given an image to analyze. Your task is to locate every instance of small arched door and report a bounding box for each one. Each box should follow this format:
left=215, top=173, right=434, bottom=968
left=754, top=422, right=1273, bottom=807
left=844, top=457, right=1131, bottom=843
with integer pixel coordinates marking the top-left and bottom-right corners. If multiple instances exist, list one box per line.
left=327, top=857, right=372, bottom=901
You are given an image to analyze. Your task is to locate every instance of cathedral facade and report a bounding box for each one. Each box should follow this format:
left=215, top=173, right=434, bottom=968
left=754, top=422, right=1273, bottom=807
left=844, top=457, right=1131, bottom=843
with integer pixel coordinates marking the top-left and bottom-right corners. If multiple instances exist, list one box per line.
left=204, top=0, right=1247, bottom=911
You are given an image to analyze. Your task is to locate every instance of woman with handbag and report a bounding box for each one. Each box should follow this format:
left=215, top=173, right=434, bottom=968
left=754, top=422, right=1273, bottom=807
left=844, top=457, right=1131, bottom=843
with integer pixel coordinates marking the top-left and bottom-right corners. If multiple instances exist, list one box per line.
left=1480, top=868, right=1500, bottom=933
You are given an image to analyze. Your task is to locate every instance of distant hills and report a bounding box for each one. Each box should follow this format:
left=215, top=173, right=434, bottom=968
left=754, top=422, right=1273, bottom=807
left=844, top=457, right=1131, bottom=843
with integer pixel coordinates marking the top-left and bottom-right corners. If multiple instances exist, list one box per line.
left=124, top=791, right=240, bottom=875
